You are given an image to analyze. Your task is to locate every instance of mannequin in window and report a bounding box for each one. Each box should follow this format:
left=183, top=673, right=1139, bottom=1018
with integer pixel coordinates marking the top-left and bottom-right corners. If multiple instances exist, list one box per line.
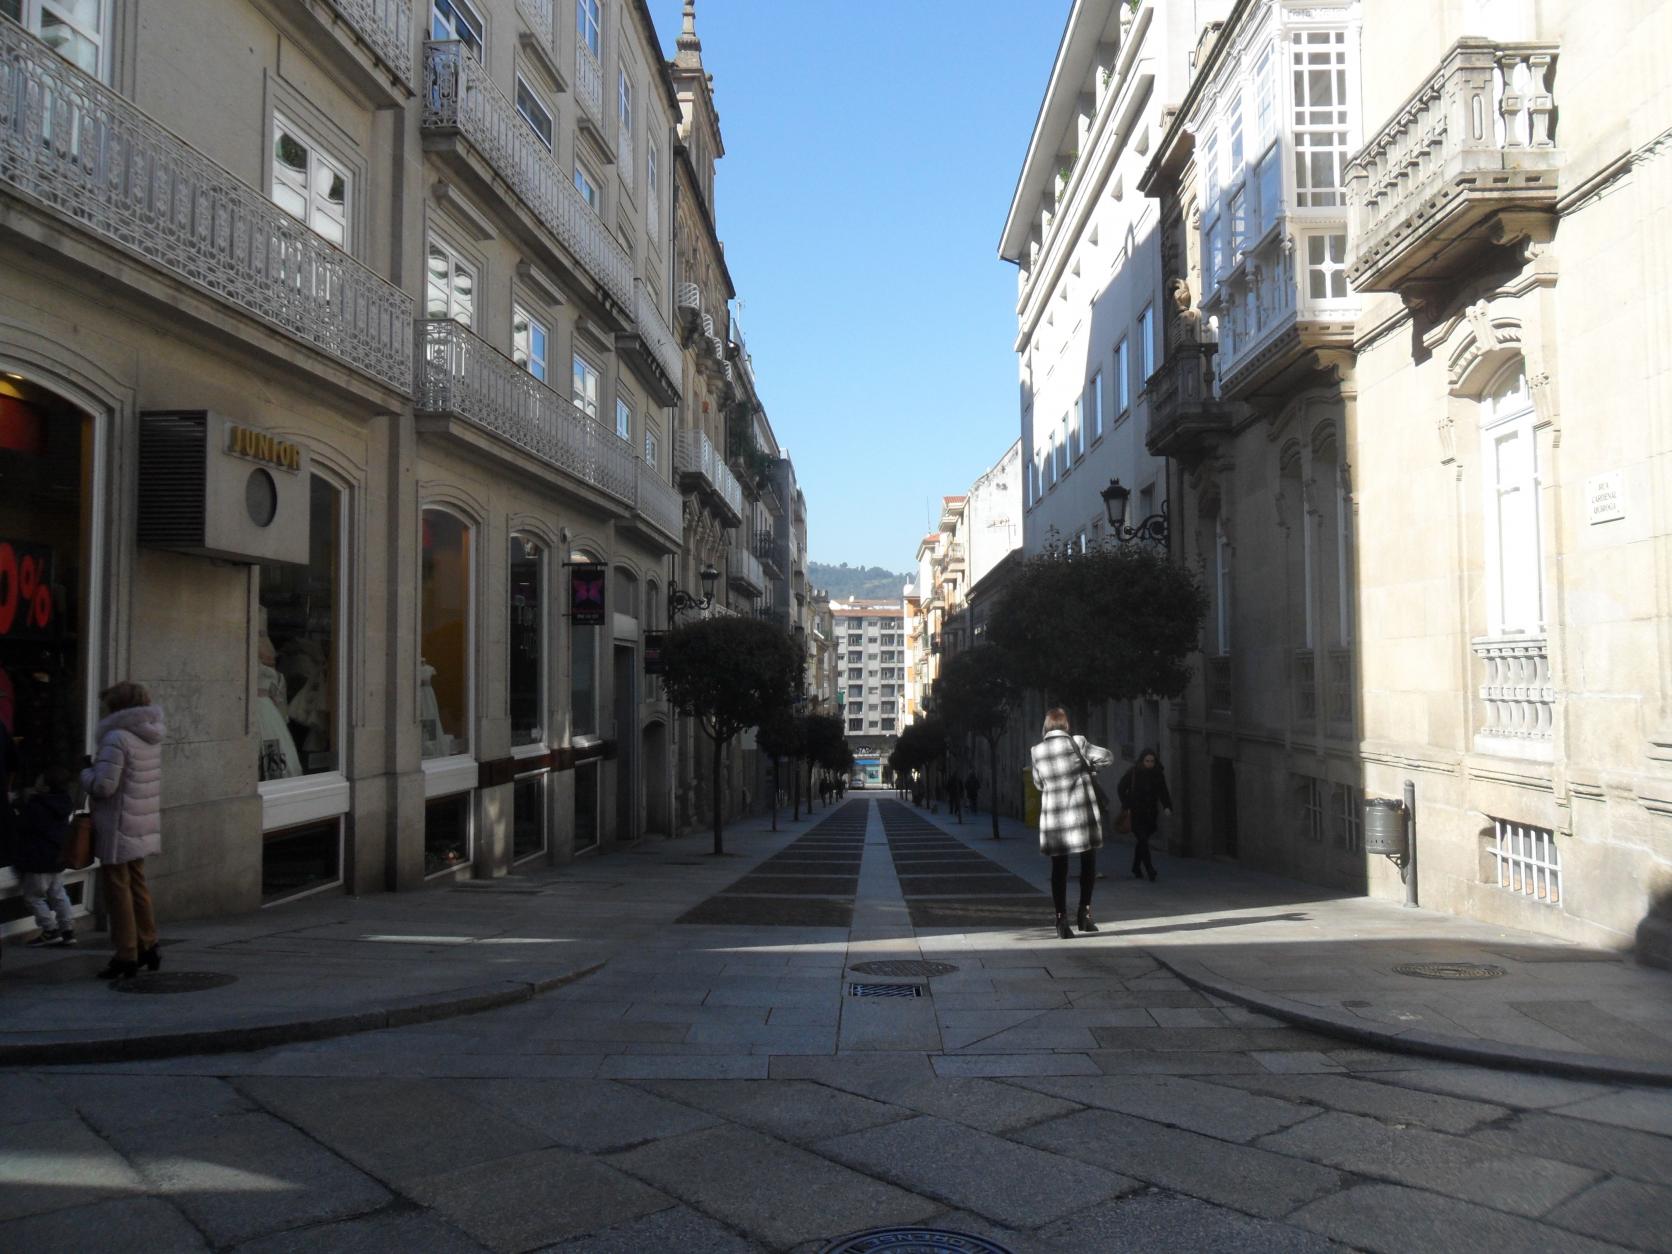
left=256, top=611, right=301, bottom=780
left=418, top=659, right=450, bottom=757
left=278, top=637, right=330, bottom=765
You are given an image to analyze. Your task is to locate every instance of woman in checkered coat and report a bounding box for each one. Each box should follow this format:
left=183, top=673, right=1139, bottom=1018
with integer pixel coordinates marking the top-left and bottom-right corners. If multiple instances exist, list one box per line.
left=1031, top=708, right=1114, bottom=939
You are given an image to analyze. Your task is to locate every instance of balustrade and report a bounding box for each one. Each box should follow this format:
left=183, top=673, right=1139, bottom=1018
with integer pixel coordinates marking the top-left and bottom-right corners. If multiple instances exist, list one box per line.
left=728, top=543, right=764, bottom=594
left=1473, top=634, right=1554, bottom=745
left=1206, top=655, right=1233, bottom=713
left=575, top=38, right=604, bottom=128
left=515, top=0, right=556, bottom=58
left=422, top=41, right=631, bottom=310
left=416, top=318, right=632, bottom=503
left=634, top=459, right=682, bottom=543
left=1293, top=649, right=1317, bottom=720
left=675, top=429, right=744, bottom=522
left=632, top=278, right=682, bottom=388
left=1346, top=39, right=1560, bottom=294
left=0, top=18, right=413, bottom=393
left=321, top=0, right=414, bottom=88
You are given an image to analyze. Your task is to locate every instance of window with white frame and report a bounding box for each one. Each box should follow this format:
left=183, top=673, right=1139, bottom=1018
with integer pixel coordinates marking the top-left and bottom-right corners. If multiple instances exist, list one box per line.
left=1139, top=305, right=1155, bottom=381
left=1054, top=422, right=1067, bottom=480
left=5, top=0, right=108, bottom=77
left=1291, top=30, right=1351, bottom=207
left=1255, top=45, right=1275, bottom=149
left=515, top=76, right=554, bottom=151
left=1228, top=91, right=1245, bottom=182
left=647, top=143, right=659, bottom=231
left=576, top=0, right=600, bottom=56
left=643, top=421, right=658, bottom=467
left=1481, top=366, right=1544, bottom=634
left=425, top=236, right=475, bottom=327
left=571, top=354, right=600, bottom=419
left=1202, top=127, right=1219, bottom=212
left=617, top=64, right=633, bottom=142
left=1296, top=776, right=1325, bottom=842
left=272, top=116, right=349, bottom=247
left=574, top=162, right=601, bottom=211
left=1306, top=233, right=1348, bottom=302
left=512, top=305, right=547, bottom=382
left=1088, top=370, right=1103, bottom=442
left=1069, top=400, right=1082, bottom=462
left=615, top=396, right=632, bottom=443
left=431, top=0, right=483, bottom=59
left=1116, top=339, right=1130, bottom=413
left=1229, top=187, right=1248, bottom=263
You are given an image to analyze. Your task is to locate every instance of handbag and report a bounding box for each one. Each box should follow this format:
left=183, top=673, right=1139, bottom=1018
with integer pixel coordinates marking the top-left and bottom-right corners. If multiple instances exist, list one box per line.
left=1069, top=737, right=1112, bottom=818
left=63, top=811, right=95, bottom=871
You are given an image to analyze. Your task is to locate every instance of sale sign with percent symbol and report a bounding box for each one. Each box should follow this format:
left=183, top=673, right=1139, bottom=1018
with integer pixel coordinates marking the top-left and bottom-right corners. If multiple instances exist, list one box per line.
left=0, top=540, right=56, bottom=641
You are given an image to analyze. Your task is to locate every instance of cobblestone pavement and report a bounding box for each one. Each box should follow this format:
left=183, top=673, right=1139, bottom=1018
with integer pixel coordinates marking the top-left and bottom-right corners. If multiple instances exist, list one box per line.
left=3, top=799, right=1670, bottom=1252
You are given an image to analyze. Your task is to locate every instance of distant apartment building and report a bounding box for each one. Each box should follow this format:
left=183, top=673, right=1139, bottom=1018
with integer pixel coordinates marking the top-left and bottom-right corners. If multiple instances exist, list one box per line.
left=831, top=597, right=907, bottom=785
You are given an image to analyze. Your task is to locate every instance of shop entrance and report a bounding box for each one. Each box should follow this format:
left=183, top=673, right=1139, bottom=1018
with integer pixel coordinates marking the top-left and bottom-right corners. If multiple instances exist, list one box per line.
left=0, top=374, right=99, bottom=935
left=612, top=642, right=637, bottom=843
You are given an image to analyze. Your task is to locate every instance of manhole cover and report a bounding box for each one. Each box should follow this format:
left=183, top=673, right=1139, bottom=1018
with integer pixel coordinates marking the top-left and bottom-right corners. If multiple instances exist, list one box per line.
left=113, top=971, right=239, bottom=994
left=850, top=960, right=959, bottom=977
left=848, top=982, right=923, bottom=998
left=1393, top=962, right=1507, bottom=980
left=823, top=1228, right=1013, bottom=1253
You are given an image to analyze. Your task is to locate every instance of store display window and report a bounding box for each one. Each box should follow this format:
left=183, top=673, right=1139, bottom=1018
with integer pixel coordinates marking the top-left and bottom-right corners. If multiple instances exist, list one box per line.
left=257, top=475, right=341, bottom=780
left=512, top=773, right=546, bottom=862
left=509, top=535, right=545, bottom=746
left=261, top=818, right=341, bottom=902
left=424, top=793, right=471, bottom=876
left=421, top=509, right=472, bottom=759
left=574, top=759, right=599, bottom=851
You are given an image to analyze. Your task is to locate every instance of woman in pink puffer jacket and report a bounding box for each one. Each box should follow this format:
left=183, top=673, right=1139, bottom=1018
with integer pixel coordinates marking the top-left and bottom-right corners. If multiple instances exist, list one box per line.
left=80, top=681, right=166, bottom=981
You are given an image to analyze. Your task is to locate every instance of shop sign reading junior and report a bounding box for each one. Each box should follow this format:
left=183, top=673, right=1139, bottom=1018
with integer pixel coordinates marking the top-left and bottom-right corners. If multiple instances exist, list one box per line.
left=226, top=424, right=304, bottom=473
left=0, top=539, right=55, bottom=641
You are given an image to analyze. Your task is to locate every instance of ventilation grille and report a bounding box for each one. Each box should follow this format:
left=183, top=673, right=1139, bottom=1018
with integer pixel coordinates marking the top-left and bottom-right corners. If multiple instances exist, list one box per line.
left=848, top=982, right=923, bottom=998
left=137, top=412, right=208, bottom=549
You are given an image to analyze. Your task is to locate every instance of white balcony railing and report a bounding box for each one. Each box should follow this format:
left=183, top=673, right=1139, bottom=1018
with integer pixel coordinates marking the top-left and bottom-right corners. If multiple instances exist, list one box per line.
left=416, top=318, right=632, bottom=503
left=422, top=41, right=631, bottom=310
left=322, top=0, right=414, bottom=88
left=675, top=429, right=744, bottom=520
left=575, top=39, right=604, bottom=127
left=635, top=459, right=682, bottom=542
left=1474, top=634, right=1554, bottom=744
left=515, top=0, right=556, bottom=57
left=675, top=280, right=702, bottom=330
left=0, top=18, right=414, bottom=393
left=634, top=279, right=682, bottom=388
left=728, top=543, right=764, bottom=594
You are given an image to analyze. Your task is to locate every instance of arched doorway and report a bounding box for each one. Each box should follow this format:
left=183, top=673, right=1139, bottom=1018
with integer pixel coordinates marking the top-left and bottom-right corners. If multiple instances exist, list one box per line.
left=642, top=718, right=669, bottom=837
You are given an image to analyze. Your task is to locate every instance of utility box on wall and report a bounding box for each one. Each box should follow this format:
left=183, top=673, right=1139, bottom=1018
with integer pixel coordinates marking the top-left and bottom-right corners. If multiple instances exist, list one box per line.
left=137, top=411, right=310, bottom=565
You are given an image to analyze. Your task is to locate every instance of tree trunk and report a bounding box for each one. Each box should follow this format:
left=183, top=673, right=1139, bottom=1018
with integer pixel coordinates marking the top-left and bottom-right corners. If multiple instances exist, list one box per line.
left=770, top=756, right=779, bottom=832
left=711, top=732, right=726, bottom=856
left=792, top=758, right=801, bottom=821
left=988, top=736, right=1002, bottom=841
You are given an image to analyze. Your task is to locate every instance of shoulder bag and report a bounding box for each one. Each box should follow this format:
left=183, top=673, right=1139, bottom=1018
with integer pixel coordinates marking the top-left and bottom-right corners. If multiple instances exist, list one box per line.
left=64, top=811, right=95, bottom=871
left=1069, top=737, right=1113, bottom=821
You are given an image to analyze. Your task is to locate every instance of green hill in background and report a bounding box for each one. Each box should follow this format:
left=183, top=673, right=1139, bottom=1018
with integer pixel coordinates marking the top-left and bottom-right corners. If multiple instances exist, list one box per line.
left=808, top=561, right=911, bottom=601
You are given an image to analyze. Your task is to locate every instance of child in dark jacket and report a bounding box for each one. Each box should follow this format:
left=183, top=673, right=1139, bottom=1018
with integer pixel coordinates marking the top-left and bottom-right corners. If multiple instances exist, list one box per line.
left=17, top=767, right=76, bottom=947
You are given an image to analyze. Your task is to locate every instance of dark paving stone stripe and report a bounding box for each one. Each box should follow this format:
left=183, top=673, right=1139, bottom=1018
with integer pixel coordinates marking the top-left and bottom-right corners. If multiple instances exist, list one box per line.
left=727, top=878, right=860, bottom=897
left=676, top=897, right=854, bottom=927
left=906, top=898, right=1053, bottom=929
left=674, top=806, right=870, bottom=926
left=897, top=876, right=1043, bottom=897
left=877, top=803, right=1051, bottom=932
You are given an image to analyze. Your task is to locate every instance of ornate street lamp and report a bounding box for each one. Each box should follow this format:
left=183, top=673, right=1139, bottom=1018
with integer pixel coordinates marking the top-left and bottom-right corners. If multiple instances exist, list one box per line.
left=1100, top=477, right=1169, bottom=546
left=669, top=563, right=719, bottom=623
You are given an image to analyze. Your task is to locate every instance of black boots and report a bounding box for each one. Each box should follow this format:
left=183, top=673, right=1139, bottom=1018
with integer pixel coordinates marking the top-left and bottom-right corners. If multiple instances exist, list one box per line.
left=1055, top=913, right=1075, bottom=940
left=1077, top=906, right=1099, bottom=934
left=96, top=958, right=139, bottom=981
left=139, top=944, right=161, bottom=972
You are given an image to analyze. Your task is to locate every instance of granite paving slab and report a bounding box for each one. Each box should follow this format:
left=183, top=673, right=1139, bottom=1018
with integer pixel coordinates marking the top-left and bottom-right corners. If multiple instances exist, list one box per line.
left=1549, top=1088, right=1672, bottom=1136
left=635, top=1078, right=911, bottom=1142
left=815, top=1114, right=1137, bottom=1228
left=0, top=1116, right=145, bottom=1221
left=0, top=1197, right=209, bottom=1254
left=1469, top=1110, right=1672, bottom=1182
left=451, top=1078, right=721, bottom=1152
left=1204, top=1071, right=1510, bottom=1134
left=605, top=1124, right=939, bottom=1249
left=1037, top=1190, right=1354, bottom=1253
left=1014, top=1073, right=1319, bottom=1141
left=231, top=1209, right=492, bottom=1253
left=1542, top=1177, right=1672, bottom=1253
left=540, top=1203, right=762, bottom=1253
left=1288, top=1181, right=1628, bottom=1254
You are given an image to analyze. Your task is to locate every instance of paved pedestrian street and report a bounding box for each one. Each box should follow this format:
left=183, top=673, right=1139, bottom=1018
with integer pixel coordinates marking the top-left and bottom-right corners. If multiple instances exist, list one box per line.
left=4, top=799, right=1671, bottom=1253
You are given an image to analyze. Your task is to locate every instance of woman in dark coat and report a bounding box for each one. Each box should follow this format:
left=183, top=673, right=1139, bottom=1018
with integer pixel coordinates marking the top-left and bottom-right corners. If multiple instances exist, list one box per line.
left=1117, top=747, right=1172, bottom=881
left=1030, top=708, right=1114, bottom=938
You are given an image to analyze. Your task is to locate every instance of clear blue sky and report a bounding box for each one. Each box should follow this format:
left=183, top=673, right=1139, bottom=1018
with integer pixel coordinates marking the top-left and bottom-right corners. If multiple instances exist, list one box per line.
left=659, top=2, right=1066, bottom=573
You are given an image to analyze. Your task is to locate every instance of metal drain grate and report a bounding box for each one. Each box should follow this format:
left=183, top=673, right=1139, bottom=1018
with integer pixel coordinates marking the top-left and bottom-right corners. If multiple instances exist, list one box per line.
left=822, top=1226, right=1014, bottom=1252
left=850, top=960, right=959, bottom=977
left=848, top=982, right=923, bottom=998
left=1393, top=962, right=1508, bottom=980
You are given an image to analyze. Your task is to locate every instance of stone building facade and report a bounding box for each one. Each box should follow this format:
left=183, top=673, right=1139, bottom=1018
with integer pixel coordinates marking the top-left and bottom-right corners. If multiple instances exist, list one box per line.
left=1143, top=0, right=1672, bottom=958
left=0, top=0, right=800, bottom=931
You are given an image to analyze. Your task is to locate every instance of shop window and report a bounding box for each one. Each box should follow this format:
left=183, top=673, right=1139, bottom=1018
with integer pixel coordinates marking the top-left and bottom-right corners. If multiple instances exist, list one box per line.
left=421, top=509, right=472, bottom=758
left=261, top=818, right=342, bottom=903
left=574, top=760, right=599, bottom=851
left=508, top=534, right=545, bottom=745
left=257, top=475, right=341, bottom=780
left=513, top=772, right=546, bottom=861
left=424, top=792, right=472, bottom=876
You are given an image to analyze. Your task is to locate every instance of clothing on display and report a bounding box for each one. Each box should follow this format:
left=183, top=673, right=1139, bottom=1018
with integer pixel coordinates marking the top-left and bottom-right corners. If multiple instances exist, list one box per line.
left=419, top=660, right=452, bottom=758
left=256, top=614, right=301, bottom=781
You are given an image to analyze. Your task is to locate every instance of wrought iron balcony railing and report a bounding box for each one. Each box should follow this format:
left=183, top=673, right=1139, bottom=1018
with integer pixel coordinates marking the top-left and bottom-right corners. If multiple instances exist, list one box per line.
left=727, top=544, right=764, bottom=596
left=320, top=0, right=414, bottom=89
left=515, top=0, right=556, bottom=60
left=575, top=38, right=605, bottom=131
left=674, top=429, right=744, bottom=523
left=1346, top=39, right=1560, bottom=295
left=416, top=318, right=632, bottom=503
left=422, top=41, right=631, bottom=310
left=632, top=278, right=681, bottom=389
left=0, top=17, right=414, bottom=393
left=634, top=458, right=682, bottom=544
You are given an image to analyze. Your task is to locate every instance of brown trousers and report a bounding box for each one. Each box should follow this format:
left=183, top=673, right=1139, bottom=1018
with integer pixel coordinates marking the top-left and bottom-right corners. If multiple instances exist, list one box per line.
left=100, top=858, right=157, bottom=962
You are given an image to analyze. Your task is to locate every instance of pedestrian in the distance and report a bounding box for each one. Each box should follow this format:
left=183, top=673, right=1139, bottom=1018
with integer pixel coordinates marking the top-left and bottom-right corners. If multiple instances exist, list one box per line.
left=947, top=773, right=964, bottom=823
left=81, top=681, right=166, bottom=982
left=1030, top=708, right=1113, bottom=938
left=965, top=771, right=981, bottom=814
left=17, top=766, right=78, bottom=947
left=1117, top=748, right=1172, bottom=882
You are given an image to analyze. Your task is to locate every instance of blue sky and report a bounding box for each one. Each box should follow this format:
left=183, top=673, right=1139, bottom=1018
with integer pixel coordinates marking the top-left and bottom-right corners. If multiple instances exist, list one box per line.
left=659, top=2, right=1067, bottom=572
